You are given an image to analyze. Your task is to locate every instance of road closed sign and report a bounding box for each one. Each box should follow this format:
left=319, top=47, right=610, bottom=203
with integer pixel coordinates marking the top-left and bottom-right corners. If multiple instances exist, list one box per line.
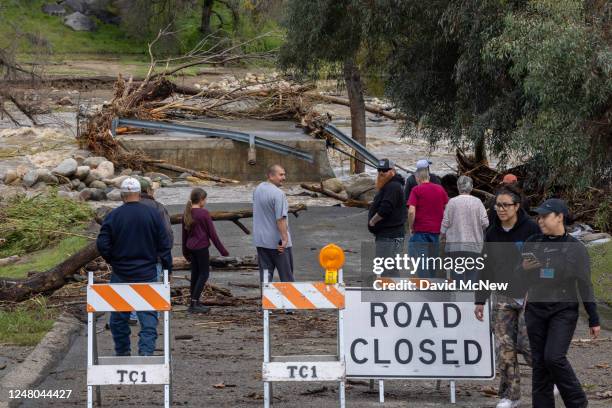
left=343, top=288, right=495, bottom=379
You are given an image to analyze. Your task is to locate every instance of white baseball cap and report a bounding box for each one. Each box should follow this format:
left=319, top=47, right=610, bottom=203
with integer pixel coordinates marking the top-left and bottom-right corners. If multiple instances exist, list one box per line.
left=416, top=159, right=432, bottom=169
left=120, top=177, right=141, bottom=193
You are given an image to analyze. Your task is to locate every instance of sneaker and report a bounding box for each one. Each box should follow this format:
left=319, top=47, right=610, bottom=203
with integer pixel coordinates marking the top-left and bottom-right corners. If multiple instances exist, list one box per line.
left=496, top=398, right=520, bottom=408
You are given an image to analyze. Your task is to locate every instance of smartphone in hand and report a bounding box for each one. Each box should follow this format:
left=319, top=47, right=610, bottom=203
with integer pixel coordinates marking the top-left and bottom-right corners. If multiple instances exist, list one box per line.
left=522, top=252, right=538, bottom=263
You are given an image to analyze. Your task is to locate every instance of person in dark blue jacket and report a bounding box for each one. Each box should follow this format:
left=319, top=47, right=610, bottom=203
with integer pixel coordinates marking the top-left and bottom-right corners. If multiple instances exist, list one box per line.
left=96, top=177, right=173, bottom=357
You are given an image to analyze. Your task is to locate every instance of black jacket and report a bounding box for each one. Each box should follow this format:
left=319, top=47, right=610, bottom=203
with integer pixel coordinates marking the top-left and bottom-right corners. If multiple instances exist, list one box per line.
left=96, top=202, right=173, bottom=282
left=404, top=173, right=442, bottom=204
left=368, top=174, right=407, bottom=237
left=475, top=208, right=540, bottom=304
left=521, top=232, right=599, bottom=327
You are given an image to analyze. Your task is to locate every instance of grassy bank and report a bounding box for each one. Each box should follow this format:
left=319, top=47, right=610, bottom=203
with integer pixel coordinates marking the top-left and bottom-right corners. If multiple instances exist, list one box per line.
left=0, top=236, right=90, bottom=279
left=0, top=0, right=144, bottom=55
left=589, top=241, right=612, bottom=306
left=0, top=298, right=57, bottom=346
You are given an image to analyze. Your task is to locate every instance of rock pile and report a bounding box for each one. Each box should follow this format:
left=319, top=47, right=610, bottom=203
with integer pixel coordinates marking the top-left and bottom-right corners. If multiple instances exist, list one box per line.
left=0, top=150, right=190, bottom=202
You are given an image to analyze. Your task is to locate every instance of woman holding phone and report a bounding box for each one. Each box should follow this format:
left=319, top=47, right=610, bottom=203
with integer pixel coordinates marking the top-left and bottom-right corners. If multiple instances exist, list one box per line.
left=521, top=198, right=600, bottom=407
left=474, top=185, right=540, bottom=408
left=182, top=188, right=229, bottom=313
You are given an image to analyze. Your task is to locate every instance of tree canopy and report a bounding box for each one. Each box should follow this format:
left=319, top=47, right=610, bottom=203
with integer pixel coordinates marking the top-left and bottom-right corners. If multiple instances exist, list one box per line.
left=279, top=0, right=611, bottom=189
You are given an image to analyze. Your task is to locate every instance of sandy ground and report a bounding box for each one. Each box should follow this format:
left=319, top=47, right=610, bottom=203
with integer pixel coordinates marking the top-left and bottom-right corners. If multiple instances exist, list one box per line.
left=1, top=204, right=609, bottom=408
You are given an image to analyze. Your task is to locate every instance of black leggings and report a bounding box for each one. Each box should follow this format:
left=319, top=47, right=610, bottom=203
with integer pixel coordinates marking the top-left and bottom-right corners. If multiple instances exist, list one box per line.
left=189, top=247, right=210, bottom=302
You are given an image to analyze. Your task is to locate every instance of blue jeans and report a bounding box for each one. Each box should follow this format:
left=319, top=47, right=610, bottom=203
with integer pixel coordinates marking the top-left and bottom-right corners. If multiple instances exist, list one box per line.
left=408, top=232, right=440, bottom=278
left=375, top=236, right=405, bottom=277
left=109, top=274, right=159, bottom=356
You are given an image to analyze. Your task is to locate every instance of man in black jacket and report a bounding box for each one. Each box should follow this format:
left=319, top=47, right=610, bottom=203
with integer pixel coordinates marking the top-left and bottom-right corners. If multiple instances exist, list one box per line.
left=368, top=159, right=406, bottom=276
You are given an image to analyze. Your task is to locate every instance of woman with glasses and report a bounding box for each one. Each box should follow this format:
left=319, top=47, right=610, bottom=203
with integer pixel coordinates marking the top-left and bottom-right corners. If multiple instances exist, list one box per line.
left=474, top=185, right=540, bottom=408
left=521, top=199, right=600, bottom=407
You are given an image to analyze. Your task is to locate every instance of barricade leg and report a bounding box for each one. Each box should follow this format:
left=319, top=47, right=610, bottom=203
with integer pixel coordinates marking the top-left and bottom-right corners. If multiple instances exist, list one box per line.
left=379, top=380, right=384, bottom=403
left=263, top=269, right=271, bottom=408
left=450, top=380, right=456, bottom=404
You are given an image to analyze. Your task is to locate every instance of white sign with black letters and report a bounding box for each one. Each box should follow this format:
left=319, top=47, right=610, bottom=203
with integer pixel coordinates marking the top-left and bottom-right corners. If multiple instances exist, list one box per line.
left=344, top=289, right=494, bottom=379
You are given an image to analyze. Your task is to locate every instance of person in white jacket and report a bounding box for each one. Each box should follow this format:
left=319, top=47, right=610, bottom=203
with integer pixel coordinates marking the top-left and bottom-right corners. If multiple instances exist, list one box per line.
left=440, top=175, right=489, bottom=282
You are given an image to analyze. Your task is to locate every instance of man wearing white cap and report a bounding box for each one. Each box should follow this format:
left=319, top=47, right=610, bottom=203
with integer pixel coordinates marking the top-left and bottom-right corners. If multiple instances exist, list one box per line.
left=404, top=158, right=443, bottom=206
left=96, top=177, right=173, bottom=357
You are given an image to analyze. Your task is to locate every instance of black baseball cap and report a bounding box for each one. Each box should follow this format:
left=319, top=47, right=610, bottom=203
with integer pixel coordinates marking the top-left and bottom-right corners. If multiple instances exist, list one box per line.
left=377, top=158, right=395, bottom=171
left=533, top=198, right=569, bottom=216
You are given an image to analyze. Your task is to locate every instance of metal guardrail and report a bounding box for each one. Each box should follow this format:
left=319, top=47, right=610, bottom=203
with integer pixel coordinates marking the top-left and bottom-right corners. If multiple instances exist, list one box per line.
left=324, top=124, right=412, bottom=174
left=323, top=124, right=380, bottom=166
left=111, top=118, right=315, bottom=163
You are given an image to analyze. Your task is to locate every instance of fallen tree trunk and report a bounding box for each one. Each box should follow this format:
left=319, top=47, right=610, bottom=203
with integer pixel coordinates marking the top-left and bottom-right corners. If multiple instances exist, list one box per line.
left=169, top=204, right=308, bottom=226
left=0, top=242, right=99, bottom=302
left=300, top=183, right=370, bottom=209
left=306, top=93, right=407, bottom=121
left=146, top=161, right=239, bottom=184
left=172, top=256, right=258, bottom=271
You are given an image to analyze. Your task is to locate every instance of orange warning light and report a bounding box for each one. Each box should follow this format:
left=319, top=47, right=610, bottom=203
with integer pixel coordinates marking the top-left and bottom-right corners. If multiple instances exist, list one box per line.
left=319, top=244, right=345, bottom=284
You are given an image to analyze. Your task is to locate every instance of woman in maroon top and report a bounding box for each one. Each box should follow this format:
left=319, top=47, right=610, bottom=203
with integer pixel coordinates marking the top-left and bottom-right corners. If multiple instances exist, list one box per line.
left=182, top=188, right=229, bottom=313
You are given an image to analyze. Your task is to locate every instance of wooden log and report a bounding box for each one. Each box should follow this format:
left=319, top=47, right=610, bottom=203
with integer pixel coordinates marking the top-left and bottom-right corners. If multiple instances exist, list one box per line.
left=172, top=256, right=258, bottom=271
left=0, top=242, right=100, bottom=302
left=306, top=93, right=408, bottom=121
left=299, top=183, right=370, bottom=209
left=147, top=161, right=239, bottom=184
left=169, top=204, right=307, bottom=225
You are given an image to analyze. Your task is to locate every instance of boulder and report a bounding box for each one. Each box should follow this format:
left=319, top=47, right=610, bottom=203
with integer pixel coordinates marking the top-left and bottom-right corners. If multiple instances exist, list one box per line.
left=23, top=169, right=39, bottom=187
left=77, top=182, right=87, bottom=191
left=343, top=174, right=375, bottom=200
left=64, top=12, right=96, bottom=31
left=75, top=165, right=90, bottom=180
left=178, top=172, right=191, bottom=179
left=52, top=158, right=78, bottom=177
left=106, top=175, right=128, bottom=188
left=63, top=0, right=89, bottom=13
left=3, top=169, right=19, bottom=185
left=91, top=160, right=114, bottom=179
left=84, top=171, right=102, bottom=186
left=79, top=188, right=106, bottom=201
left=36, top=169, right=59, bottom=185
left=83, top=156, right=106, bottom=168
left=72, top=149, right=91, bottom=165
left=106, top=188, right=122, bottom=201
left=160, top=179, right=172, bottom=188
left=42, top=3, right=66, bottom=16
left=70, top=178, right=81, bottom=189
left=58, top=191, right=81, bottom=201
left=89, top=180, right=107, bottom=190
left=119, top=168, right=133, bottom=176
left=144, top=172, right=171, bottom=181
left=322, top=177, right=345, bottom=193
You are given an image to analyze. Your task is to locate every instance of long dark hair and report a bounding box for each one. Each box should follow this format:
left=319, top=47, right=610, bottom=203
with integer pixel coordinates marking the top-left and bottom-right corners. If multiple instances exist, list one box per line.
left=183, top=188, right=207, bottom=231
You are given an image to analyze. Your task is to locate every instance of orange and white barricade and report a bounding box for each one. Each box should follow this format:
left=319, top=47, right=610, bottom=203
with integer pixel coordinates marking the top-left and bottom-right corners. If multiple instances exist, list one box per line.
left=86, top=270, right=172, bottom=408
left=261, top=244, right=347, bottom=408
